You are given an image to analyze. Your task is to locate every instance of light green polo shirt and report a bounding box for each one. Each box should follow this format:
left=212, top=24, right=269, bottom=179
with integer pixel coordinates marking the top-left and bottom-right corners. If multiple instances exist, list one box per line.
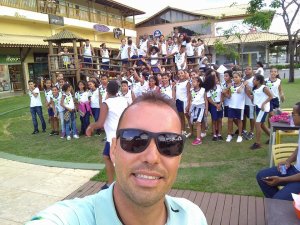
left=26, top=183, right=207, bottom=225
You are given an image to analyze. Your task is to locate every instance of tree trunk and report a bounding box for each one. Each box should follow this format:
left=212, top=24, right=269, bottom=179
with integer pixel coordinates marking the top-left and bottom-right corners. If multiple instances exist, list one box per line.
left=288, top=40, right=295, bottom=83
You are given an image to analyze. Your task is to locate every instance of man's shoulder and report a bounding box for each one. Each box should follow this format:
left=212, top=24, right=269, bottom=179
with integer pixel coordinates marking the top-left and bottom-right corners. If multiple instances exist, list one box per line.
left=26, top=188, right=117, bottom=225
left=166, top=195, right=207, bottom=225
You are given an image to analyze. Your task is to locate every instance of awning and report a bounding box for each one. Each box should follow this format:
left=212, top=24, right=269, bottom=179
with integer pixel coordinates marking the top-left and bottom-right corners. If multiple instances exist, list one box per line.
left=0, top=34, right=121, bottom=50
left=0, top=34, right=48, bottom=48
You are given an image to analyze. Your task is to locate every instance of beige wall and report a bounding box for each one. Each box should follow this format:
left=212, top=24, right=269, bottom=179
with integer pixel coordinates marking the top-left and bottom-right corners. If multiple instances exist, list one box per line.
left=136, top=19, right=214, bottom=41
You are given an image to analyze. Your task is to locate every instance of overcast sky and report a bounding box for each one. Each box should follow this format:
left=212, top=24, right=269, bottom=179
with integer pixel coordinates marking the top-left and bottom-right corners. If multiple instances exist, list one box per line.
left=115, top=0, right=250, bottom=20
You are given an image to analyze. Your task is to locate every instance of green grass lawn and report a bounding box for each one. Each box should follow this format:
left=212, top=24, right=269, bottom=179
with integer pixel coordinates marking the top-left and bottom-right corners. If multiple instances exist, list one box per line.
left=0, top=78, right=299, bottom=196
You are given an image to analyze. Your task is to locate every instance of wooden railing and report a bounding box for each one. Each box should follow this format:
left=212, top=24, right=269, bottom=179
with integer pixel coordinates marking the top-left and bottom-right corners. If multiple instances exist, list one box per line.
left=48, top=53, right=201, bottom=80
left=0, top=0, right=135, bottom=29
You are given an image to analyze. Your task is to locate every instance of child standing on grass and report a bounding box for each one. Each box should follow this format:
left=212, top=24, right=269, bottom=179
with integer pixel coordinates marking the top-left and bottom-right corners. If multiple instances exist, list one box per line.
left=205, top=72, right=223, bottom=141
left=189, top=77, right=208, bottom=145
left=250, top=74, right=273, bottom=150
left=226, top=71, right=245, bottom=143
left=173, top=69, right=191, bottom=137
left=50, top=86, right=61, bottom=136
left=88, top=80, right=101, bottom=136
left=60, top=83, right=79, bottom=141
left=75, top=80, right=91, bottom=136
left=44, top=79, right=55, bottom=135
left=221, top=70, right=233, bottom=120
left=265, top=67, right=285, bottom=127
left=28, top=80, right=46, bottom=134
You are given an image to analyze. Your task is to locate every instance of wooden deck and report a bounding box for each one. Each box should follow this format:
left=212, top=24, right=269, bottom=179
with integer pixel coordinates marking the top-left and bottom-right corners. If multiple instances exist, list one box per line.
left=64, top=181, right=266, bottom=225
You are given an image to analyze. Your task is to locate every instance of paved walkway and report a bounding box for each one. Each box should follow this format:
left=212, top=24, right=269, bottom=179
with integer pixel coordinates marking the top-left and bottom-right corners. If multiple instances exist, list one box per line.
left=0, top=158, right=98, bottom=224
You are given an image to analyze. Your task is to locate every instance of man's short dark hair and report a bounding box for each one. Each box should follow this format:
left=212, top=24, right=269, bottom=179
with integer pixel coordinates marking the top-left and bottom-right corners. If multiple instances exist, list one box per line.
left=107, top=80, right=119, bottom=95
left=28, top=80, right=34, bottom=84
left=117, top=92, right=181, bottom=131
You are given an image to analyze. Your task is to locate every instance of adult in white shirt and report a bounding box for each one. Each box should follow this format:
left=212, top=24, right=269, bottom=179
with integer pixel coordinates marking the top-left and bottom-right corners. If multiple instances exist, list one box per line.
left=27, top=92, right=207, bottom=225
left=28, top=80, right=46, bottom=134
left=116, top=38, right=128, bottom=71
left=87, top=81, right=129, bottom=190
left=256, top=102, right=300, bottom=201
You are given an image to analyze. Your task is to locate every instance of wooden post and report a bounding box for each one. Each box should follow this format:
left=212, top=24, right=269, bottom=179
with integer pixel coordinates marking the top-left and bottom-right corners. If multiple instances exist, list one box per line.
left=73, top=39, right=80, bottom=82
left=48, top=41, right=55, bottom=84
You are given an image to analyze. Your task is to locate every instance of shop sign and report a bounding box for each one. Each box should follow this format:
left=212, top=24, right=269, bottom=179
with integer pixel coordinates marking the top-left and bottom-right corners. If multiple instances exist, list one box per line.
left=0, top=55, right=21, bottom=64
left=153, top=30, right=162, bottom=38
left=49, top=15, right=64, bottom=26
left=93, top=24, right=110, bottom=32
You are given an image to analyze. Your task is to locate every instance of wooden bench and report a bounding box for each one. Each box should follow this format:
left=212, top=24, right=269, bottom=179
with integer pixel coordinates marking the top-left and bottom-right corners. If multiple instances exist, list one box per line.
left=64, top=181, right=267, bottom=225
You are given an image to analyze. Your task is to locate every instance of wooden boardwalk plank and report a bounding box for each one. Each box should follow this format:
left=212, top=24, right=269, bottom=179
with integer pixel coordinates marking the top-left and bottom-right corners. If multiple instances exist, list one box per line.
left=206, top=193, right=219, bottom=225
left=174, top=189, right=185, bottom=198
left=187, top=191, right=197, bottom=203
left=256, top=197, right=266, bottom=225
left=194, top=191, right=205, bottom=207
left=168, top=189, right=178, bottom=196
left=212, top=193, right=225, bottom=225
left=230, top=195, right=241, bottom=225
left=239, top=196, right=248, bottom=225
left=64, top=181, right=97, bottom=200
left=63, top=181, right=268, bottom=225
left=200, top=192, right=211, bottom=214
left=248, top=196, right=256, bottom=225
left=181, top=190, right=191, bottom=199
left=221, top=194, right=233, bottom=225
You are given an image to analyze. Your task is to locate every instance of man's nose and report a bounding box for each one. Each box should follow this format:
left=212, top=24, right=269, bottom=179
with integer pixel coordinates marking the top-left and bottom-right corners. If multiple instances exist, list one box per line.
left=141, top=138, right=161, bottom=164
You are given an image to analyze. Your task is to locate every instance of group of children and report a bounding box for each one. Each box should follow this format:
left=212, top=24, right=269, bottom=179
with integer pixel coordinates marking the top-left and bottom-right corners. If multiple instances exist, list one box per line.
left=29, top=64, right=284, bottom=151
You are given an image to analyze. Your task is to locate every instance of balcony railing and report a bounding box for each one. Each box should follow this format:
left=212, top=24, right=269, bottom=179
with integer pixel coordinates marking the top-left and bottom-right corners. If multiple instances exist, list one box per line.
left=0, top=0, right=135, bottom=29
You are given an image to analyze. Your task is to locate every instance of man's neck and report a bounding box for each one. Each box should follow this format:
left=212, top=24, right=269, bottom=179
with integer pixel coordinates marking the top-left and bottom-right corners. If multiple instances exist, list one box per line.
left=113, top=184, right=167, bottom=225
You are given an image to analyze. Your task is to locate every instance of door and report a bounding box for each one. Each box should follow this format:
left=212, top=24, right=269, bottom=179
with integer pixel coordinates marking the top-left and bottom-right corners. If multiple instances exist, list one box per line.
left=8, top=65, right=23, bottom=91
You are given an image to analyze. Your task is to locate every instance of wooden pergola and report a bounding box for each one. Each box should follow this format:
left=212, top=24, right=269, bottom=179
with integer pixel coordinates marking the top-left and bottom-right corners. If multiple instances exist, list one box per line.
left=44, top=30, right=86, bottom=84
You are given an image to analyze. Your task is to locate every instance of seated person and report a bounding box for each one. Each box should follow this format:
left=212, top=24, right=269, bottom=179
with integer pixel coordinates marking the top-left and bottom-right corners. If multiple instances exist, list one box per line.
left=256, top=102, right=300, bottom=201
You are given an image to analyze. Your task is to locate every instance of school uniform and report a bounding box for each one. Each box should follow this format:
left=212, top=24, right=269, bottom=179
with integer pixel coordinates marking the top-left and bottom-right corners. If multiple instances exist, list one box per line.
left=265, top=78, right=281, bottom=111
left=221, top=81, right=231, bottom=117
left=75, top=91, right=91, bottom=135
left=118, top=89, right=133, bottom=105
left=160, top=84, right=173, bottom=99
left=102, top=97, right=128, bottom=156
left=101, top=49, right=110, bottom=70
left=207, top=85, right=223, bottom=121
left=45, top=89, right=54, bottom=117
left=175, top=52, right=187, bottom=70
left=150, top=53, right=160, bottom=73
left=51, top=92, right=64, bottom=135
left=190, top=88, right=206, bottom=123
left=62, top=92, right=77, bottom=137
left=253, top=85, right=270, bottom=123
left=89, top=88, right=100, bottom=123
left=228, top=84, right=245, bottom=120
left=175, top=80, right=189, bottom=113
left=244, top=76, right=255, bottom=119
left=120, top=44, right=128, bottom=65
left=186, top=42, right=195, bottom=63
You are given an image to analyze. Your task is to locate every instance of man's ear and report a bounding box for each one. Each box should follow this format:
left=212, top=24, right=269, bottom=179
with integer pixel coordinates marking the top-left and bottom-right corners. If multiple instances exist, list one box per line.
left=110, top=138, right=117, bottom=164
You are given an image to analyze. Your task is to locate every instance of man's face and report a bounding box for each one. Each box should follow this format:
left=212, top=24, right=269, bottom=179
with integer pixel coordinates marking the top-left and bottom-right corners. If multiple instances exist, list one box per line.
left=292, top=106, right=300, bottom=126
left=111, top=103, right=182, bottom=207
left=57, top=73, right=63, bottom=81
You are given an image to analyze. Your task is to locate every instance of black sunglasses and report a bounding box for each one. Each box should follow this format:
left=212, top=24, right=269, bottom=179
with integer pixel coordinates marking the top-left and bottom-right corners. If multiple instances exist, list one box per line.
left=116, top=129, right=185, bottom=157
